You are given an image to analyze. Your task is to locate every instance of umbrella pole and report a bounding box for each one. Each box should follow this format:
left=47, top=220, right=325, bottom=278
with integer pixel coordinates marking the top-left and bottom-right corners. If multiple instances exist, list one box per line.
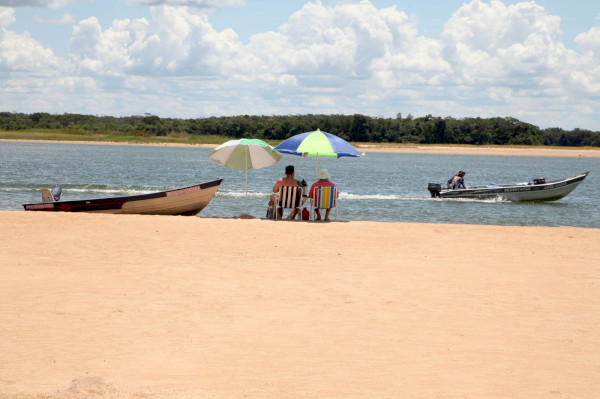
left=245, top=149, right=248, bottom=209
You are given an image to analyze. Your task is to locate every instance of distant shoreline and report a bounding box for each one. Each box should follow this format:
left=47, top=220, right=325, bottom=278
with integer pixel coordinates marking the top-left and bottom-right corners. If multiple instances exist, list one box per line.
left=3, top=138, right=600, bottom=157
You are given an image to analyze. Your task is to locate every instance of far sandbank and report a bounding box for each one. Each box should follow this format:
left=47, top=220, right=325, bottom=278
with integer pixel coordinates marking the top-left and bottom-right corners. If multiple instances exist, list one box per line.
left=2, top=138, right=600, bottom=157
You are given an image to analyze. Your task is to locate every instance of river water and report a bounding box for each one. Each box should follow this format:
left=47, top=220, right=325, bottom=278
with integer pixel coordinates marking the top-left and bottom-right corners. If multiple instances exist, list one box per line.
left=1, top=141, right=598, bottom=228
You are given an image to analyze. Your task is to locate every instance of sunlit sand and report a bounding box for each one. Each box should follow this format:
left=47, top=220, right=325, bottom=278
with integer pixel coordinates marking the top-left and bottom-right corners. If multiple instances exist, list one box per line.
left=1, top=211, right=598, bottom=398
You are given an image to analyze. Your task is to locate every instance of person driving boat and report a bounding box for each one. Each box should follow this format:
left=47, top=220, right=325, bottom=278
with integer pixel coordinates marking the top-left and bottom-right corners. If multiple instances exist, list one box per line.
left=448, top=171, right=467, bottom=189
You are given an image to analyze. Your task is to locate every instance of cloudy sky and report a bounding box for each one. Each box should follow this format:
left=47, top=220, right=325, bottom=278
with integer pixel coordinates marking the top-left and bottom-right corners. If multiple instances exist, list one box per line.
left=1, top=0, right=599, bottom=130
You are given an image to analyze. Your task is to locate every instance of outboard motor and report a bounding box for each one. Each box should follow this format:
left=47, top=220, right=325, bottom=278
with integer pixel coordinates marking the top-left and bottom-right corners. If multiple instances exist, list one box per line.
left=51, top=186, right=62, bottom=201
left=428, top=183, right=441, bottom=198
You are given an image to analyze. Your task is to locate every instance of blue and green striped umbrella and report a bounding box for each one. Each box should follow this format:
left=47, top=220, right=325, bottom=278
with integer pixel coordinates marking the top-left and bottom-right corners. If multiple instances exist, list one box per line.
left=274, top=129, right=363, bottom=158
left=274, top=129, right=364, bottom=175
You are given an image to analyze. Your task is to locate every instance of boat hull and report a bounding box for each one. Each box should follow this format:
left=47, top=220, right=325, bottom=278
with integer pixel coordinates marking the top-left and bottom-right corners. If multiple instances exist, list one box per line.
left=428, top=172, right=588, bottom=202
left=23, top=179, right=223, bottom=216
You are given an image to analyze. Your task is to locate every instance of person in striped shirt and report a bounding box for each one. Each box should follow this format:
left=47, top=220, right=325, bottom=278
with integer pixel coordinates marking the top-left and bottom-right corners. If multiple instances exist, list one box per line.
left=309, top=169, right=338, bottom=221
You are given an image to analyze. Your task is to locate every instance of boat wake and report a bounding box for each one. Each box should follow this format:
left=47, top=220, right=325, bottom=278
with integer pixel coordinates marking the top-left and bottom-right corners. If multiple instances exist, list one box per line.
left=0, top=184, right=520, bottom=204
left=431, top=196, right=510, bottom=203
left=217, top=190, right=455, bottom=202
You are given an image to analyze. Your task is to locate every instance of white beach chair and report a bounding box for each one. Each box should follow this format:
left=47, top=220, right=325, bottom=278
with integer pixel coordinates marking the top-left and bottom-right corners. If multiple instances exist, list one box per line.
left=274, top=186, right=303, bottom=220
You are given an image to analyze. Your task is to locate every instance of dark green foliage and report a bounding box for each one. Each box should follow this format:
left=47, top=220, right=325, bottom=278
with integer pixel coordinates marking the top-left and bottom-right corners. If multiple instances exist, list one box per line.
left=0, top=112, right=598, bottom=147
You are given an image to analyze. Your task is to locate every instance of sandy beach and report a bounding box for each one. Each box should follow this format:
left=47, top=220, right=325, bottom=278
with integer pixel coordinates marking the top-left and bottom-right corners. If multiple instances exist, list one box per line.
left=1, top=210, right=599, bottom=398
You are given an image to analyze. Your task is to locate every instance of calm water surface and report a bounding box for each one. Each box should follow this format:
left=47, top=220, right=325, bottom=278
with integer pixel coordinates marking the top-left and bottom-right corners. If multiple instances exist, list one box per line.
left=1, top=141, right=598, bottom=228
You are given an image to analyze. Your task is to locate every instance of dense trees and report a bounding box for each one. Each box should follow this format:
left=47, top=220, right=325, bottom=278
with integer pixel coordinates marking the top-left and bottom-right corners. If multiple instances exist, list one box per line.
left=1, top=111, right=599, bottom=147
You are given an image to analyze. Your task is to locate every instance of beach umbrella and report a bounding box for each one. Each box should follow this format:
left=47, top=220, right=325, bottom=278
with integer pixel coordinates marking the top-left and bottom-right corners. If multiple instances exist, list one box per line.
left=274, top=129, right=364, bottom=175
left=208, top=138, right=282, bottom=203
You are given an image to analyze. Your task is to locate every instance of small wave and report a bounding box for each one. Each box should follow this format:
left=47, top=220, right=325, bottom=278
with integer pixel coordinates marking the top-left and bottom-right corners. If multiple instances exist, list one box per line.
left=64, top=186, right=154, bottom=196
left=341, top=193, right=402, bottom=200
left=0, top=186, right=33, bottom=192
left=0, top=183, right=52, bottom=191
left=0, top=183, right=164, bottom=197
left=216, top=190, right=271, bottom=199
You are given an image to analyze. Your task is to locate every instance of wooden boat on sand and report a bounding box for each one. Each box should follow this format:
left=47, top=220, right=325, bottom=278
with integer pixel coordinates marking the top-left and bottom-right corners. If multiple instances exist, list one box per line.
left=23, top=179, right=223, bottom=216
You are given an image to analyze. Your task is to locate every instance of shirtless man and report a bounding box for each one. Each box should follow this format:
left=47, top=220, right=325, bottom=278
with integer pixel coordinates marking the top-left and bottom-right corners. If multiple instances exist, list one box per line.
left=272, top=165, right=300, bottom=219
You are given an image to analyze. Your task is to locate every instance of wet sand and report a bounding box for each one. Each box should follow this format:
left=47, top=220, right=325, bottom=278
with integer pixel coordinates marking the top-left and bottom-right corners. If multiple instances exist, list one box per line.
left=1, top=211, right=599, bottom=398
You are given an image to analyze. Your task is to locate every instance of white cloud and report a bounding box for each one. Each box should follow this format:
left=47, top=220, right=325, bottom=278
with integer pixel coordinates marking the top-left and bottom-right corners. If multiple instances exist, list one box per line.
left=442, top=0, right=569, bottom=83
left=34, top=13, right=76, bottom=25
left=0, top=29, right=65, bottom=73
left=0, top=6, right=15, bottom=27
left=69, top=6, right=264, bottom=78
left=1, top=0, right=600, bottom=130
left=250, top=2, right=419, bottom=77
left=0, top=0, right=83, bottom=9
left=429, top=0, right=600, bottom=130
left=575, top=26, right=600, bottom=56
left=125, top=0, right=244, bottom=12
left=247, top=0, right=452, bottom=107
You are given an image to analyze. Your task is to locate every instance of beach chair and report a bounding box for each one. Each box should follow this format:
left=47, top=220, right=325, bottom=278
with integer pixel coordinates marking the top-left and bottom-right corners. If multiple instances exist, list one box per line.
left=274, top=186, right=303, bottom=220
left=310, top=186, right=339, bottom=221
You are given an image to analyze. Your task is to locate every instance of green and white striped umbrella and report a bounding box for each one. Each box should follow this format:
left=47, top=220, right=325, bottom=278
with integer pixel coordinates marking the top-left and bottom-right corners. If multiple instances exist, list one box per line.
left=209, top=138, right=282, bottom=203
left=209, top=138, right=282, bottom=170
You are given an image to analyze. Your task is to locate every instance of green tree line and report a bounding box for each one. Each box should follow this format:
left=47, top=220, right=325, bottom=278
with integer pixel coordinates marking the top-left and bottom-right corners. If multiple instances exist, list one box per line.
left=1, top=112, right=599, bottom=146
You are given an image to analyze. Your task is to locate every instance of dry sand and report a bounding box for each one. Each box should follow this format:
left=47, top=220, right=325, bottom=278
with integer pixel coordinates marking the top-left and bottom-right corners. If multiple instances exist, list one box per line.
left=1, top=211, right=599, bottom=398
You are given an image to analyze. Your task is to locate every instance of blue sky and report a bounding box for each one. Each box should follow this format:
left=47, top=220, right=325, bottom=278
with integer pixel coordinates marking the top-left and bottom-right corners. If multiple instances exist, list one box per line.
left=1, top=0, right=600, bottom=130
